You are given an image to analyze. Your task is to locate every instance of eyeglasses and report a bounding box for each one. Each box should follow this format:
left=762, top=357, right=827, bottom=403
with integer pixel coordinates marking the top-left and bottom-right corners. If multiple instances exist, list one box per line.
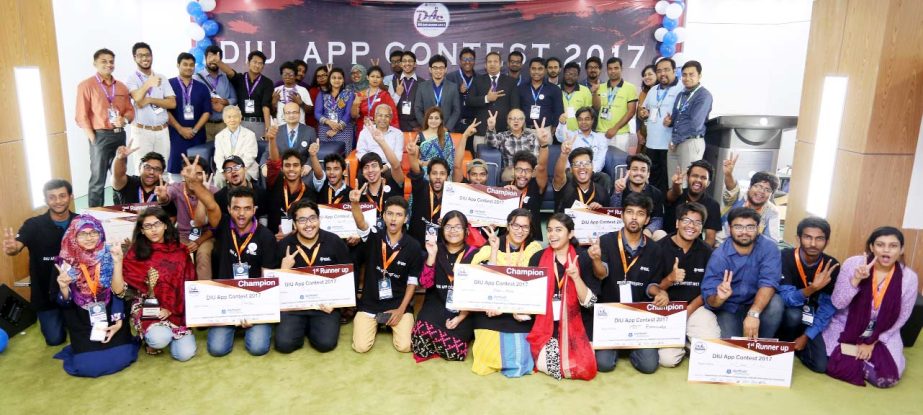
left=295, top=216, right=319, bottom=225
left=223, top=165, right=243, bottom=174
left=750, top=184, right=774, bottom=194
left=514, top=167, right=533, bottom=174
left=509, top=223, right=529, bottom=232
left=731, top=224, right=758, bottom=232
left=430, top=66, right=446, bottom=71
left=142, top=163, right=164, bottom=173
left=76, top=230, right=100, bottom=240
left=283, top=111, right=300, bottom=115
left=508, top=117, right=525, bottom=122
left=679, top=217, right=703, bottom=227
left=572, top=161, right=592, bottom=168
left=461, top=58, right=475, bottom=63
left=443, top=224, right=464, bottom=232
left=141, top=221, right=164, bottom=231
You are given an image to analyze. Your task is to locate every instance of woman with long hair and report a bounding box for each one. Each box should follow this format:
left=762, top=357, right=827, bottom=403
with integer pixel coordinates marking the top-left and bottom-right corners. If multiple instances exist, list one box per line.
left=635, top=64, right=657, bottom=151
left=117, top=206, right=197, bottom=361
left=823, top=226, right=918, bottom=388
left=53, top=215, right=138, bottom=377
left=307, top=66, right=331, bottom=129
left=526, top=213, right=598, bottom=380
left=411, top=211, right=478, bottom=362
left=314, top=67, right=357, bottom=152
left=418, top=106, right=456, bottom=166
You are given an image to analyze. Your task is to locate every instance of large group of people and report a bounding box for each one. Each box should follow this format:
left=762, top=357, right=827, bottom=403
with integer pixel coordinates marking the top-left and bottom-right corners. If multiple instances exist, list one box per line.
left=0, top=42, right=917, bottom=389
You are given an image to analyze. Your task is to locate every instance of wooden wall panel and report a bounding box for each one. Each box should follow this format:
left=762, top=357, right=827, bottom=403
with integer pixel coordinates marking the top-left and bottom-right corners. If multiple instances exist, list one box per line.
left=0, top=0, right=25, bottom=144
left=20, top=0, right=65, bottom=135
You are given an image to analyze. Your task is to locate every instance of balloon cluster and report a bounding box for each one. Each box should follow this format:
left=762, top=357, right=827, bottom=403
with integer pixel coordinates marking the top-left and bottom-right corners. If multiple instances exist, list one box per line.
left=187, top=0, right=220, bottom=72
left=653, top=1, right=686, bottom=65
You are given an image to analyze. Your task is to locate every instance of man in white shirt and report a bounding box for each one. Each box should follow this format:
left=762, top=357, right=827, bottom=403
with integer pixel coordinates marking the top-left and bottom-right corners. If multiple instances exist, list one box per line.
left=126, top=42, right=176, bottom=174
left=272, top=61, right=312, bottom=125
left=356, top=105, right=404, bottom=170
left=555, top=107, right=608, bottom=173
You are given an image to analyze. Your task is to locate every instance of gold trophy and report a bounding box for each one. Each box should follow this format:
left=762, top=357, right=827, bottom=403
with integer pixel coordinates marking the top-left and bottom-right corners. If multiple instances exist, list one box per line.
left=141, top=267, right=161, bottom=320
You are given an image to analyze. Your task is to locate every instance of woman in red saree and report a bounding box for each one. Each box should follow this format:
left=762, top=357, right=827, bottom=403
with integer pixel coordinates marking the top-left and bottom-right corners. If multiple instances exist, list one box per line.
left=527, top=213, right=598, bottom=380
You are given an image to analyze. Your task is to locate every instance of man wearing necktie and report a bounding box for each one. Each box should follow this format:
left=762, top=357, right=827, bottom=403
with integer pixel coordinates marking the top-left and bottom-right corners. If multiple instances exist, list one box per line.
left=466, top=51, right=521, bottom=151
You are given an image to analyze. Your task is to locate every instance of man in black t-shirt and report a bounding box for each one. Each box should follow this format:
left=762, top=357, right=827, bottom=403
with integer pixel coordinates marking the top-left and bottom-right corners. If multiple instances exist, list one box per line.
left=552, top=145, right=610, bottom=212
left=348, top=189, right=421, bottom=353
left=356, top=150, right=405, bottom=232
left=406, top=139, right=450, bottom=246
left=611, top=153, right=666, bottom=240
left=264, top=128, right=309, bottom=238
left=3, top=179, right=76, bottom=345
left=665, top=159, right=721, bottom=247
left=274, top=199, right=351, bottom=354
left=184, top=160, right=279, bottom=357
left=215, top=50, right=274, bottom=135
left=587, top=193, right=666, bottom=374
left=111, top=146, right=163, bottom=204
left=655, top=202, right=718, bottom=368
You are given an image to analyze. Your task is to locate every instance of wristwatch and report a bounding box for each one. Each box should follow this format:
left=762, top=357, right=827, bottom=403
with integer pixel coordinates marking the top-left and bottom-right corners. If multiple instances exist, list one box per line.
left=747, top=310, right=761, bottom=319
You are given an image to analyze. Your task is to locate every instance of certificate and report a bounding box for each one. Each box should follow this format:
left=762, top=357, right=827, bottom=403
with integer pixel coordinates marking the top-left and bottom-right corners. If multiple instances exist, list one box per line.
left=184, top=278, right=281, bottom=327
left=264, top=265, right=356, bottom=311
left=592, top=302, right=687, bottom=349
left=319, top=203, right=377, bottom=238
left=565, top=207, right=623, bottom=244
left=442, top=182, right=521, bottom=227
left=687, top=338, right=796, bottom=387
left=81, top=203, right=158, bottom=243
left=450, top=264, right=548, bottom=314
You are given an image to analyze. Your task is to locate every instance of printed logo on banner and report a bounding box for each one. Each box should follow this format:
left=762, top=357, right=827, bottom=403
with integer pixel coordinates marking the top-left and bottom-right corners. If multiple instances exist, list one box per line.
left=414, top=2, right=450, bottom=37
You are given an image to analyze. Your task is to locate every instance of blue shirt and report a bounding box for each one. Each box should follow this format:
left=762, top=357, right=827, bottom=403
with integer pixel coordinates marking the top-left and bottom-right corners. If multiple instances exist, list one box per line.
left=641, top=79, right=683, bottom=150
left=517, top=81, right=563, bottom=126
left=167, top=77, right=213, bottom=173
left=196, top=69, right=238, bottom=121
left=701, top=235, right=780, bottom=313
left=670, top=85, right=713, bottom=144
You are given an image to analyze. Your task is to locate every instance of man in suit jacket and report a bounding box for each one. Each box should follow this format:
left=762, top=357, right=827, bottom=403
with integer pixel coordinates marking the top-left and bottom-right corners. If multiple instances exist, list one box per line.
left=466, top=51, right=520, bottom=148
left=276, top=102, right=318, bottom=158
left=214, top=106, right=259, bottom=187
left=388, top=51, right=424, bottom=132
left=413, top=54, right=460, bottom=131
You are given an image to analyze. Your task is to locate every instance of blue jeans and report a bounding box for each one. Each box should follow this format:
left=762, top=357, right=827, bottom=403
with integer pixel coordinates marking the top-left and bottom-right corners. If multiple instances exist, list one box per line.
left=37, top=309, right=66, bottom=346
left=207, top=324, right=272, bottom=357
left=596, top=348, right=660, bottom=374
left=777, top=305, right=805, bottom=341
left=274, top=311, right=341, bottom=353
left=145, top=325, right=197, bottom=362
left=715, top=294, right=784, bottom=338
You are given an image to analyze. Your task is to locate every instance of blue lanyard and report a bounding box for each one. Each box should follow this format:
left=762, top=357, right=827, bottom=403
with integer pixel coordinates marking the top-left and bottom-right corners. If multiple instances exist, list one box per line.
left=676, top=86, right=701, bottom=114
left=606, top=84, right=621, bottom=106
left=433, top=83, right=444, bottom=106
left=458, top=69, right=473, bottom=90
left=531, top=85, right=544, bottom=104
left=287, top=126, right=298, bottom=148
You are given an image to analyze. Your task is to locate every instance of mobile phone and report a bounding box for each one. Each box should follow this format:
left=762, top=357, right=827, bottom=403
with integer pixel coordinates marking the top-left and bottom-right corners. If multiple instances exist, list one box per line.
left=375, top=312, right=392, bottom=325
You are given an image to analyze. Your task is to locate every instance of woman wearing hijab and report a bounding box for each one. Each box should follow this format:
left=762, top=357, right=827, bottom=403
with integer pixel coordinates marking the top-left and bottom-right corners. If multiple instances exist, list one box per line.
left=823, top=226, right=918, bottom=388
left=52, top=215, right=138, bottom=377
left=117, top=206, right=198, bottom=361
left=346, top=64, right=370, bottom=94
left=411, top=211, right=478, bottom=362
left=526, top=213, right=598, bottom=380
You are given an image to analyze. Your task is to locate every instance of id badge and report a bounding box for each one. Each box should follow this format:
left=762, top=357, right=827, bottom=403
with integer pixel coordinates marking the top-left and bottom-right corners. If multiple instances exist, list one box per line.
left=90, top=322, right=108, bottom=342
left=600, top=106, right=611, bottom=120
left=329, top=112, right=339, bottom=122
left=567, top=106, right=576, bottom=118
left=211, top=91, right=221, bottom=99
left=183, top=104, right=195, bottom=121
left=802, top=305, right=815, bottom=326
left=108, top=107, right=120, bottom=124
left=234, top=262, right=251, bottom=280
left=379, top=277, right=394, bottom=300
left=618, top=281, right=633, bottom=303
left=189, top=226, right=201, bottom=242
left=401, top=101, right=412, bottom=115
left=244, top=99, right=256, bottom=113
left=861, top=320, right=875, bottom=338
left=529, top=105, right=541, bottom=120
left=87, top=301, right=108, bottom=325
left=552, top=299, right=562, bottom=321
left=425, top=222, right=439, bottom=243
left=446, top=288, right=457, bottom=313
left=280, top=217, right=294, bottom=235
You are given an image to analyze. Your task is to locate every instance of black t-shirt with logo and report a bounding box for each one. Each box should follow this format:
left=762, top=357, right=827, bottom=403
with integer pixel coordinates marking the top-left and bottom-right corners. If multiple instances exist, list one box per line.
left=16, top=211, right=75, bottom=310
left=358, top=230, right=422, bottom=314
left=213, top=217, right=280, bottom=279
left=657, top=234, right=713, bottom=303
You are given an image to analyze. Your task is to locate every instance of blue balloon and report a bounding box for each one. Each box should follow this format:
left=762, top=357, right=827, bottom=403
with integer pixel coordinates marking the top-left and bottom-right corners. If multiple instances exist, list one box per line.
left=663, top=30, right=678, bottom=45
left=663, top=17, right=678, bottom=30
left=194, top=12, right=209, bottom=25
left=192, top=47, right=206, bottom=64
left=197, top=38, right=213, bottom=49
left=659, top=43, right=676, bottom=57
left=186, top=1, right=203, bottom=16
left=202, top=20, right=220, bottom=37
left=0, top=328, right=8, bottom=353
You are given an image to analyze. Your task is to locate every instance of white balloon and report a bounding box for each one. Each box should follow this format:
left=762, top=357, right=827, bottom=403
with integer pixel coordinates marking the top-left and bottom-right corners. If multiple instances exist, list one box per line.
left=666, top=3, right=684, bottom=19
left=655, top=1, right=669, bottom=15
left=672, top=52, right=687, bottom=66
left=198, top=0, right=216, bottom=12
left=673, top=27, right=687, bottom=43
left=189, top=23, right=206, bottom=41
left=654, top=27, right=668, bottom=42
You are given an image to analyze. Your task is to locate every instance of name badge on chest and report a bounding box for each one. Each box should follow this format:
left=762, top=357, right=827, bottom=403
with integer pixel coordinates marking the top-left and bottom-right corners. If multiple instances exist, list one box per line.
left=401, top=101, right=412, bottom=115
left=244, top=99, right=256, bottom=114
left=566, top=106, right=576, bottom=118
left=552, top=296, right=562, bottom=321
left=618, top=280, right=633, bottom=303
left=802, top=304, right=815, bottom=326
left=152, top=104, right=164, bottom=115
left=183, top=104, right=195, bottom=121
left=234, top=262, right=251, bottom=279
left=379, top=277, right=393, bottom=300
left=861, top=320, right=875, bottom=338
left=529, top=105, right=541, bottom=120
left=599, top=106, right=612, bottom=120
left=446, top=288, right=457, bottom=313
left=108, top=107, right=120, bottom=124
left=87, top=301, right=108, bottom=325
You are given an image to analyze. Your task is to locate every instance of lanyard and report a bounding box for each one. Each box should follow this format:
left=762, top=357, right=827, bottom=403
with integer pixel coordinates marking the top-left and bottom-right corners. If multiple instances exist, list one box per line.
left=445, top=249, right=465, bottom=284
left=299, top=242, right=321, bottom=267
left=244, top=73, right=262, bottom=99
left=138, top=187, right=156, bottom=203
left=231, top=221, right=257, bottom=262
left=366, top=88, right=380, bottom=113
left=366, top=183, right=385, bottom=213
left=676, top=85, right=701, bottom=114
left=182, top=187, right=197, bottom=223
left=402, top=77, right=415, bottom=99
left=518, top=186, right=528, bottom=208
left=381, top=240, right=401, bottom=276
left=552, top=255, right=570, bottom=293
left=200, top=72, right=220, bottom=92
left=79, top=263, right=101, bottom=298
left=328, top=186, right=344, bottom=204
left=95, top=75, right=116, bottom=104
left=531, top=84, right=544, bottom=104
left=617, top=230, right=641, bottom=276
left=135, top=71, right=154, bottom=97
left=458, top=69, right=473, bottom=90
left=872, top=266, right=896, bottom=311
left=283, top=182, right=306, bottom=212
left=180, top=79, right=194, bottom=105
left=429, top=185, right=442, bottom=221
left=433, top=83, right=444, bottom=106
left=606, top=82, right=622, bottom=106
left=576, top=184, right=595, bottom=205
left=794, top=248, right=824, bottom=289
